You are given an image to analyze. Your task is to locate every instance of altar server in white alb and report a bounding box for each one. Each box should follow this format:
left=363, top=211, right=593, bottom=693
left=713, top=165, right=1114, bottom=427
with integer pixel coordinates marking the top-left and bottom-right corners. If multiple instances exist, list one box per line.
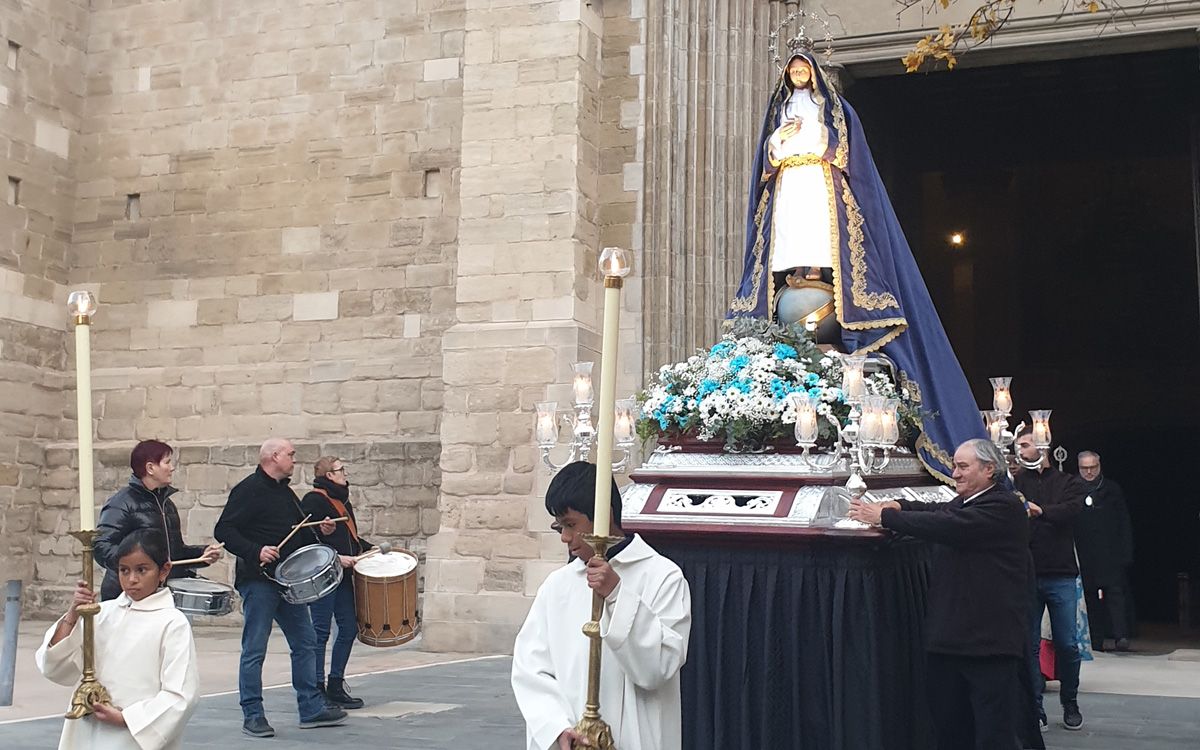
left=512, top=461, right=692, bottom=750
left=36, top=528, right=200, bottom=750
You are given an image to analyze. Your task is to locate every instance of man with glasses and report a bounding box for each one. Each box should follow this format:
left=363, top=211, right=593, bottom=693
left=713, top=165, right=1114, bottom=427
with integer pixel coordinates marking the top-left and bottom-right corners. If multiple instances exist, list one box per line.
left=1074, top=451, right=1134, bottom=652
left=303, top=456, right=375, bottom=708
left=215, top=438, right=346, bottom=738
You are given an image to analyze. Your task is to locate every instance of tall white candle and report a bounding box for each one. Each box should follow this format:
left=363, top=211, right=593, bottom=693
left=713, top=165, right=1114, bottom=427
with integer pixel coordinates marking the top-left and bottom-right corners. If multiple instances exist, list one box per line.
left=75, top=322, right=95, bottom=530
left=592, top=284, right=622, bottom=537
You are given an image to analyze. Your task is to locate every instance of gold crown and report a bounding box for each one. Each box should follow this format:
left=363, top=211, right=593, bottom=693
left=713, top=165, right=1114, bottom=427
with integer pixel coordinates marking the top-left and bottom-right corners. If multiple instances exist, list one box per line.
left=769, top=9, right=835, bottom=69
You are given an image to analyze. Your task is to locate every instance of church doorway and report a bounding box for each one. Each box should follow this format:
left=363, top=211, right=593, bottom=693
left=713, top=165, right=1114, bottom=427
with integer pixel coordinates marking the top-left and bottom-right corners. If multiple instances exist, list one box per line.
left=850, top=45, right=1200, bottom=630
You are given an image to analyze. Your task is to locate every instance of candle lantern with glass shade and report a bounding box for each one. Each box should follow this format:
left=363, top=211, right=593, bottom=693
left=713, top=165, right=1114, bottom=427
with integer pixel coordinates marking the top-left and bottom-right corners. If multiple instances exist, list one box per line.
left=981, top=377, right=1065, bottom=470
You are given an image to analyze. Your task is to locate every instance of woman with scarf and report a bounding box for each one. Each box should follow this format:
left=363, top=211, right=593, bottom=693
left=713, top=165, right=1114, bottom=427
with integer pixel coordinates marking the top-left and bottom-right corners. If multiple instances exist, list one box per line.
left=301, top=455, right=375, bottom=710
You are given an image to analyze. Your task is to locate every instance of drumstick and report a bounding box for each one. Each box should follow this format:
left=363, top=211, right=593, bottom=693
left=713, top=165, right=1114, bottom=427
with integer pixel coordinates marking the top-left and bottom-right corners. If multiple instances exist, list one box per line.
left=290, top=516, right=349, bottom=529
left=353, top=541, right=392, bottom=562
left=171, top=542, right=225, bottom=566
left=260, top=514, right=313, bottom=566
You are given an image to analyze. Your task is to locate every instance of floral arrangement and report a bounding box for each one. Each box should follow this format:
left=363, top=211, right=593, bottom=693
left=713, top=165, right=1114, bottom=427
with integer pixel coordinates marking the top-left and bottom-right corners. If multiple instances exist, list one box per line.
left=636, top=318, right=921, bottom=452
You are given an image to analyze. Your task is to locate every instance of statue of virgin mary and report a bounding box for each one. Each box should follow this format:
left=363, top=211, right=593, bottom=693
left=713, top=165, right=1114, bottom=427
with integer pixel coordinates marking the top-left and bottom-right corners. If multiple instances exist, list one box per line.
left=729, top=49, right=985, bottom=482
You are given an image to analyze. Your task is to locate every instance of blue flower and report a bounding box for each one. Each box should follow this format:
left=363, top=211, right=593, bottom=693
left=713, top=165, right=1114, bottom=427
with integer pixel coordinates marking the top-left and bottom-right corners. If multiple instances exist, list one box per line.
left=774, top=343, right=798, bottom=360
left=807, top=387, right=823, bottom=400
left=804, top=372, right=820, bottom=386
left=709, top=342, right=733, bottom=358
left=727, top=379, right=752, bottom=395
left=698, top=378, right=719, bottom=397
left=729, top=355, right=750, bottom=372
left=658, top=416, right=670, bottom=430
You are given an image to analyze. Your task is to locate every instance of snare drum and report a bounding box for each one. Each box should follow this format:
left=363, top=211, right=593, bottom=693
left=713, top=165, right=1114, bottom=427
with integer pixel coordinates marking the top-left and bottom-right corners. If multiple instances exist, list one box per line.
left=275, top=544, right=343, bottom=605
left=353, top=550, right=420, bottom=647
left=167, top=578, right=236, bottom=617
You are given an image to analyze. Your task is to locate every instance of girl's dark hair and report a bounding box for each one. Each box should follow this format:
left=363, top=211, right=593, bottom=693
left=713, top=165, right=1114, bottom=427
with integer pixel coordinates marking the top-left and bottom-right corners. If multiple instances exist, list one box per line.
left=116, top=528, right=170, bottom=568
left=544, top=461, right=622, bottom=523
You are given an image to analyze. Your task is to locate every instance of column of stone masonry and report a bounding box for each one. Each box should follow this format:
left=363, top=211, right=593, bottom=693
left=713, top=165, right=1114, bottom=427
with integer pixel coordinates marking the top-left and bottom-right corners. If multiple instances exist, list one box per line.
left=424, top=0, right=606, bottom=652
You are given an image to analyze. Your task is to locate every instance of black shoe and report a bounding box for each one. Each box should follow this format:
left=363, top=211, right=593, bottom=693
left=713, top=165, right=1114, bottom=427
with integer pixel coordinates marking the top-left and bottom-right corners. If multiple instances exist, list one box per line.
left=1063, top=702, right=1083, bottom=731
left=326, top=677, right=365, bottom=709
left=299, top=706, right=348, bottom=729
left=316, top=681, right=338, bottom=709
left=1115, top=637, right=1131, bottom=652
left=242, top=716, right=275, bottom=738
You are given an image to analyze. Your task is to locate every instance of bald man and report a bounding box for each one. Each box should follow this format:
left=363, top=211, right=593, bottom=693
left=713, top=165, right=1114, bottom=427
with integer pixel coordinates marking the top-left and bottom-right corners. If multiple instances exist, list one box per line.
left=215, top=438, right=346, bottom=738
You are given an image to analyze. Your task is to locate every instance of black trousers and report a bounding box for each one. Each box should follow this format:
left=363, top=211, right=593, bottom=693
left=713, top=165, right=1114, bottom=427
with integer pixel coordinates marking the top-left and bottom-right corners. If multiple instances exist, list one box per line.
left=1084, top=581, right=1130, bottom=643
left=926, top=653, right=1023, bottom=750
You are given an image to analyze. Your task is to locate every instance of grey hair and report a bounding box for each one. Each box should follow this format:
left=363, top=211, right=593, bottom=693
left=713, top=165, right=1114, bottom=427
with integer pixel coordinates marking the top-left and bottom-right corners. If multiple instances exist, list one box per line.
left=1077, top=450, right=1100, bottom=463
left=963, top=438, right=1007, bottom=482
left=259, top=437, right=291, bottom=462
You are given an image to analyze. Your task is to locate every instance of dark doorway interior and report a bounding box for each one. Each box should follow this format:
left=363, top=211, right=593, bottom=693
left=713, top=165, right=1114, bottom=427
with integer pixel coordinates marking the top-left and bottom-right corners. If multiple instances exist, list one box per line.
left=851, top=46, right=1200, bottom=625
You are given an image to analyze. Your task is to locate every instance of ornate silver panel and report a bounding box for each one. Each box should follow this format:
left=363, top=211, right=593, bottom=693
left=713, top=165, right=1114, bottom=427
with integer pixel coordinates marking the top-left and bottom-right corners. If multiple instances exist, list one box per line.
left=658, top=489, right=782, bottom=515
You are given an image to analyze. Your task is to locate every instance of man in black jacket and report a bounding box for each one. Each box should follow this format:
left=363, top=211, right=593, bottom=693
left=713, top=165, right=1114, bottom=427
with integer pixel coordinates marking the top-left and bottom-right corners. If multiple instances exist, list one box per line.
left=851, top=438, right=1031, bottom=750
left=94, top=439, right=223, bottom=600
left=214, top=438, right=347, bottom=738
left=1075, top=451, right=1134, bottom=651
left=1014, top=428, right=1086, bottom=731
left=302, top=455, right=374, bottom=709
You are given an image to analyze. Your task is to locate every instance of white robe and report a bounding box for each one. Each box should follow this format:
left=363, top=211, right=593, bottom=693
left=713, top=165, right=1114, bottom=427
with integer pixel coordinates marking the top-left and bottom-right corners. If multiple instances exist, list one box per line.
left=35, top=588, right=200, bottom=750
left=768, top=88, right=834, bottom=272
left=512, top=534, right=692, bottom=750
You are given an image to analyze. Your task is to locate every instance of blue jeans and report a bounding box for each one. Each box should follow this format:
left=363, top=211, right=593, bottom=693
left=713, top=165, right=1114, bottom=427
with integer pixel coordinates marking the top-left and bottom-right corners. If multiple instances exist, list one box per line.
left=1029, top=575, right=1081, bottom=713
left=236, top=580, right=327, bottom=722
left=309, top=575, right=357, bottom=682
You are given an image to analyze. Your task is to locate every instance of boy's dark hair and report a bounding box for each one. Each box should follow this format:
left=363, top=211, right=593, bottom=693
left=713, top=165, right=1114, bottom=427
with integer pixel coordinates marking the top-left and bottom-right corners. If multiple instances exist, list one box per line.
left=1015, top=425, right=1034, bottom=439
left=544, top=461, right=622, bottom=524
left=116, top=528, right=170, bottom=568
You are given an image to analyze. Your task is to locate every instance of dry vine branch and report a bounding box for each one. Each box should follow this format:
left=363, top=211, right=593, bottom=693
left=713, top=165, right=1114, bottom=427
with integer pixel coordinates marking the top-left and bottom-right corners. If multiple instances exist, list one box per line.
left=898, top=0, right=1149, bottom=72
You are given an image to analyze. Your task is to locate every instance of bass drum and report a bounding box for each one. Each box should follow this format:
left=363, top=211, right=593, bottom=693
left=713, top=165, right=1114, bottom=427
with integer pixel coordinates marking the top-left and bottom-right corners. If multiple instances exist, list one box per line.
left=353, top=550, right=420, bottom=647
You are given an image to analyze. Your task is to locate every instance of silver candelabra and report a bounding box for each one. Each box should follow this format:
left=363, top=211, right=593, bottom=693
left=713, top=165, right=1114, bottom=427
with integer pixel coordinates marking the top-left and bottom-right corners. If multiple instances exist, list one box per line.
left=535, top=362, right=637, bottom=472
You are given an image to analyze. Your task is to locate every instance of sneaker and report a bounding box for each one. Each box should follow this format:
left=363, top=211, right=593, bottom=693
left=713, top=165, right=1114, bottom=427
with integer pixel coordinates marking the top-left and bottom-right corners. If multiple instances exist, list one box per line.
left=1063, top=702, right=1083, bottom=731
left=242, top=717, right=275, bottom=738
left=298, top=706, right=348, bottom=729
left=1115, top=637, right=1131, bottom=652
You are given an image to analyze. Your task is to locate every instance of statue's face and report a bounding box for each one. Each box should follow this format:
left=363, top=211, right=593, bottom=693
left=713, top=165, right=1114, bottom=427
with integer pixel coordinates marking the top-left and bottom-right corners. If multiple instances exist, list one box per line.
left=787, top=58, right=813, bottom=89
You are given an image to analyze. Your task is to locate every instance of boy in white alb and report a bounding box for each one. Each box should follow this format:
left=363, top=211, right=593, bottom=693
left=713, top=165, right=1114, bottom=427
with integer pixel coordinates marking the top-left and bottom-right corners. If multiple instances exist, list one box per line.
left=512, top=462, right=692, bottom=750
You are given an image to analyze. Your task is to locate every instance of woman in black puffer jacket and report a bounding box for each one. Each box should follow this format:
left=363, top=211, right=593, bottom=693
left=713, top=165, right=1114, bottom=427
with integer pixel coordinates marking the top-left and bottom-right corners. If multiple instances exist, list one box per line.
left=94, top=440, right=224, bottom=600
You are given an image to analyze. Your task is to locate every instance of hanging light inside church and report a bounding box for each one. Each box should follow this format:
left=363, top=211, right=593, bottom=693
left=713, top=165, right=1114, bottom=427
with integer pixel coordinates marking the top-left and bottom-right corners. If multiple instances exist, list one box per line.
left=948, top=231, right=966, bottom=248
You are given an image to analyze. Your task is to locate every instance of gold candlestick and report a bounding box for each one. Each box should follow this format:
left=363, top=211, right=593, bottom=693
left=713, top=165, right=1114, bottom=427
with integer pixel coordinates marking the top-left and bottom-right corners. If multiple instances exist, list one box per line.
left=573, top=533, right=624, bottom=750
left=573, top=247, right=631, bottom=749
left=65, top=529, right=110, bottom=719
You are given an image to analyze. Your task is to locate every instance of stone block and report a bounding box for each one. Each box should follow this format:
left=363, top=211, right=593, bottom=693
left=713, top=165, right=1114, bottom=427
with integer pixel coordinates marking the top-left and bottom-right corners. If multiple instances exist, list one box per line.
left=293, top=291, right=339, bottom=321
left=441, top=472, right=502, bottom=496
left=282, top=226, right=321, bottom=254
left=426, top=558, right=484, bottom=594
left=462, top=498, right=526, bottom=530
left=423, top=57, right=460, bottom=81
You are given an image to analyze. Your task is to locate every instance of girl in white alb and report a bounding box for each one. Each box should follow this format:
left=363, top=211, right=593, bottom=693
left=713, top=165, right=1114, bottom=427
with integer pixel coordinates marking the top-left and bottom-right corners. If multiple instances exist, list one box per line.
left=36, top=528, right=200, bottom=750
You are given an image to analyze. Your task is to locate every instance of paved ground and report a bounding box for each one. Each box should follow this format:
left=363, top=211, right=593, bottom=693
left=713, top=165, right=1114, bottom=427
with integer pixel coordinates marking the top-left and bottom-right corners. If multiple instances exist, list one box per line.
left=2, top=621, right=1199, bottom=748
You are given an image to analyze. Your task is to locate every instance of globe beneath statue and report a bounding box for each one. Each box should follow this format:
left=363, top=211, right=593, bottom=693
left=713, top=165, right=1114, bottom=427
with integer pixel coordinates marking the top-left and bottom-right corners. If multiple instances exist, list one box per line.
left=775, top=281, right=840, bottom=347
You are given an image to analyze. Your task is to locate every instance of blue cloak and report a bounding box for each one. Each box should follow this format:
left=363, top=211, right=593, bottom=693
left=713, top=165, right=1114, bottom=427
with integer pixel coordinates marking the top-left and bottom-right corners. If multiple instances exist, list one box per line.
left=729, top=53, right=984, bottom=482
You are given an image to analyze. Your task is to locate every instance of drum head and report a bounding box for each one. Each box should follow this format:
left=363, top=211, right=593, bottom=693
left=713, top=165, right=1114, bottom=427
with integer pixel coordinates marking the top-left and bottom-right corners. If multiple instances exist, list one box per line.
left=277, top=544, right=337, bottom=582
left=168, top=578, right=230, bottom=593
left=356, top=551, right=418, bottom=577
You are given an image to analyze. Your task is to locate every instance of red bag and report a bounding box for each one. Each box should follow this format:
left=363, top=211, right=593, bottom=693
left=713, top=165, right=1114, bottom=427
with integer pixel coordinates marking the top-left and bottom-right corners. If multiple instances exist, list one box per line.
left=1039, top=638, right=1057, bottom=681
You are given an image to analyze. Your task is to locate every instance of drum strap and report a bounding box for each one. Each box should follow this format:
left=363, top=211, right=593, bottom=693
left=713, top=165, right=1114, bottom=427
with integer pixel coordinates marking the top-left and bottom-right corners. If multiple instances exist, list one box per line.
left=311, top=488, right=360, bottom=545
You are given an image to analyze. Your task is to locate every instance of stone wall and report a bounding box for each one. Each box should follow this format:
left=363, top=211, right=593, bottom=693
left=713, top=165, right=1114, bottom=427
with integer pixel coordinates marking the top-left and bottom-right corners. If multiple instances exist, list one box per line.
left=0, top=0, right=87, bottom=584
left=24, top=0, right=462, bottom=610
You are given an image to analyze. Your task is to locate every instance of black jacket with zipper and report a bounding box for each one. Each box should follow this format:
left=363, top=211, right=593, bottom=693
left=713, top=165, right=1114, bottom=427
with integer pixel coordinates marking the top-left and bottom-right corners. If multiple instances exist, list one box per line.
left=214, top=466, right=322, bottom=587
left=94, top=475, right=206, bottom=600
left=300, top=476, right=373, bottom=557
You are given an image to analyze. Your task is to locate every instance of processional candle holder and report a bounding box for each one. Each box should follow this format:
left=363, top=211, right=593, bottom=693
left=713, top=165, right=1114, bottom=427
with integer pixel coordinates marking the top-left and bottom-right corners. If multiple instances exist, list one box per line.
left=982, top=376, right=1054, bottom=471
left=65, top=290, right=111, bottom=719
left=566, top=247, right=633, bottom=750
left=789, top=355, right=899, bottom=501
left=536, top=367, right=638, bottom=473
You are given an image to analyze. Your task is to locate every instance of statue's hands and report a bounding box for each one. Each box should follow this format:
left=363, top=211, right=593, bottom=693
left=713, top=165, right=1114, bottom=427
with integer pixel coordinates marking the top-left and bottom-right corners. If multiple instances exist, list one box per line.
left=778, top=117, right=803, bottom=141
